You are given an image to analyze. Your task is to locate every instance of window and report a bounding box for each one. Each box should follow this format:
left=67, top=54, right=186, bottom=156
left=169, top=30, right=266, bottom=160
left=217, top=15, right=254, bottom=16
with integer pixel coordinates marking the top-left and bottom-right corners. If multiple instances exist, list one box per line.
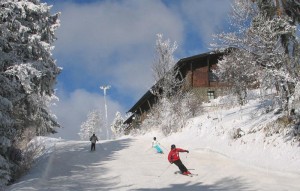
left=207, top=91, right=215, bottom=100
left=208, top=71, right=218, bottom=82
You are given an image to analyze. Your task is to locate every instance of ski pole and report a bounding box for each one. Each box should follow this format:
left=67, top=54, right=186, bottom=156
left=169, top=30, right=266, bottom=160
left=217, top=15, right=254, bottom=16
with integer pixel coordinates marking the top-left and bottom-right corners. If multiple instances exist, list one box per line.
left=98, top=143, right=106, bottom=151
left=145, top=147, right=152, bottom=152
left=161, top=144, right=168, bottom=150
left=158, top=163, right=172, bottom=177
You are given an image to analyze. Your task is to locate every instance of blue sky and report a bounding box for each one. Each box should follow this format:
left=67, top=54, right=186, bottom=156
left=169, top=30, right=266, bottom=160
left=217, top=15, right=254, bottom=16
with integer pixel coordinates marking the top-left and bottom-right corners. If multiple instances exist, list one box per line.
left=42, top=0, right=232, bottom=140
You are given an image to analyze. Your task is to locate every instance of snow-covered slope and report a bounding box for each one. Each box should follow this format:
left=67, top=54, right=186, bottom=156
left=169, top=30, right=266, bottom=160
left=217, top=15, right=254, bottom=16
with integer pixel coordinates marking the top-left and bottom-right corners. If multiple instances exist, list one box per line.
left=6, top=99, right=300, bottom=191
left=6, top=137, right=300, bottom=191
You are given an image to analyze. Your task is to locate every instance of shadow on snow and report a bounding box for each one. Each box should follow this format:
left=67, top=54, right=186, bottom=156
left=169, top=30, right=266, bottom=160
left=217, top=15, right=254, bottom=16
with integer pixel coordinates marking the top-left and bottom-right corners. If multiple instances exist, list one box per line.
left=7, top=138, right=134, bottom=191
left=135, top=177, right=255, bottom=191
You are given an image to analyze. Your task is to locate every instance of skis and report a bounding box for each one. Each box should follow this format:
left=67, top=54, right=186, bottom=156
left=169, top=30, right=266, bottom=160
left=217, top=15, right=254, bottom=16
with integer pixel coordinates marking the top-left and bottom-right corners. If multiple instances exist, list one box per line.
left=174, top=171, right=198, bottom=177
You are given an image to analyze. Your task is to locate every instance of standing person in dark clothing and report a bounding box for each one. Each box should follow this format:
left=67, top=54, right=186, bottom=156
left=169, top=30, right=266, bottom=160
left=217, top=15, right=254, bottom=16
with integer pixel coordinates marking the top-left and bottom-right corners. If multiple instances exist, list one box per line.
left=168, top=144, right=191, bottom=175
left=90, top=133, right=98, bottom=151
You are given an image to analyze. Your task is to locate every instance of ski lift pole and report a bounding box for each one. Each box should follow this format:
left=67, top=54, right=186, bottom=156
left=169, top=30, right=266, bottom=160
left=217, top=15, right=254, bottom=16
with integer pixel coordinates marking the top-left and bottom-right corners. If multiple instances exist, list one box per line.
left=158, top=163, right=172, bottom=177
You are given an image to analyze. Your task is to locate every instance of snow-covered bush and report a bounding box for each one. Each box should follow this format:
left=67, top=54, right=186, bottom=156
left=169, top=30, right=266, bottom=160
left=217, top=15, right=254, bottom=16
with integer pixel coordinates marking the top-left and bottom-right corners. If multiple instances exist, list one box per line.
left=260, top=115, right=300, bottom=144
left=141, top=92, right=201, bottom=135
left=210, top=92, right=240, bottom=109
left=111, top=112, right=127, bottom=138
left=0, top=155, right=10, bottom=190
left=292, top=125, right=300, bottom=139
left=229, top=128, right=245, bottom=140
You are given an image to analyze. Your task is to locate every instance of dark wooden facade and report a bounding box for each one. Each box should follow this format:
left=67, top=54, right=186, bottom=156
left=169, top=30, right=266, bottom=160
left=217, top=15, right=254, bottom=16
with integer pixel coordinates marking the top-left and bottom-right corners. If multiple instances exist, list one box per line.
left=124, top=50, right=227, bottom=129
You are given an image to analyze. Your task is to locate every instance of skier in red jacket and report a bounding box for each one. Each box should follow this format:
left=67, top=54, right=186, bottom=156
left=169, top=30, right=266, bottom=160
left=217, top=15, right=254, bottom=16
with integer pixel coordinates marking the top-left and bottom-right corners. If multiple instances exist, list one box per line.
left=168, top=144, right=191, bottom=175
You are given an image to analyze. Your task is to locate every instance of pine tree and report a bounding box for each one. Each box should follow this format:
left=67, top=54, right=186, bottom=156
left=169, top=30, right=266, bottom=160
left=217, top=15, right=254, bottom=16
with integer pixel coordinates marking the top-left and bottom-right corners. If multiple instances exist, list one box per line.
left=0, top=0, right=60, bottom=186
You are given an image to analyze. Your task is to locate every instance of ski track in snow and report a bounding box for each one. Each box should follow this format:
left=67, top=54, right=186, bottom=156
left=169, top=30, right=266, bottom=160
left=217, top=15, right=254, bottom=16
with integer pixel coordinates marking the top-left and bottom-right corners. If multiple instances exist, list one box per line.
left=6, top=136, right=300, bottom=191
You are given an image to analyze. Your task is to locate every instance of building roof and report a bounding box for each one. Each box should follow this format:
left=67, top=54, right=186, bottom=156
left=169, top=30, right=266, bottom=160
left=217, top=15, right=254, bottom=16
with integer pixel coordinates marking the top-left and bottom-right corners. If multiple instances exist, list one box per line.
left=127, top=89, right=153, bottom=113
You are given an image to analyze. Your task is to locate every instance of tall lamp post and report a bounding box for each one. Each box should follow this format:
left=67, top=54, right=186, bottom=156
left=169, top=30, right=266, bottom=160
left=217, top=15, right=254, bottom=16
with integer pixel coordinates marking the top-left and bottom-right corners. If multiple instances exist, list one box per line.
left=100, top=85, right=111, bottom=140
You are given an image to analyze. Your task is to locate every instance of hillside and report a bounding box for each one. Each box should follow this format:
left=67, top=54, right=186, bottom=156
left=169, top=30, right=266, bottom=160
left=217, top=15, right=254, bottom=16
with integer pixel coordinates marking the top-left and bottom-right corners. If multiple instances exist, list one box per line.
left=6, top=98, right=300, bottom=191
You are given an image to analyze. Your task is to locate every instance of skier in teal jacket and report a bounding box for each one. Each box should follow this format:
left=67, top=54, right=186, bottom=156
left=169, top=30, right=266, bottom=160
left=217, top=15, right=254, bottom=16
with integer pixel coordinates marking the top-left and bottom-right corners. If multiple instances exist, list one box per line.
left=152, top=137, right=163, bottom=154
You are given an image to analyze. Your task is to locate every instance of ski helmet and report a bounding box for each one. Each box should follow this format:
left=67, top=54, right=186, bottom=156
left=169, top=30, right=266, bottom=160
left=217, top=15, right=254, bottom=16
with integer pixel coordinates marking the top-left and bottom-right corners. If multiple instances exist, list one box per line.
left=171, top=144, right=176, bottom=149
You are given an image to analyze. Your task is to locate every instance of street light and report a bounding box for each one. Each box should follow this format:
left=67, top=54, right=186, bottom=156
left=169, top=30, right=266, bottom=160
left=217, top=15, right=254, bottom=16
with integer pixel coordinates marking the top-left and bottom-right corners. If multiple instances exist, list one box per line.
left=100, top=85, right=111, bottom=140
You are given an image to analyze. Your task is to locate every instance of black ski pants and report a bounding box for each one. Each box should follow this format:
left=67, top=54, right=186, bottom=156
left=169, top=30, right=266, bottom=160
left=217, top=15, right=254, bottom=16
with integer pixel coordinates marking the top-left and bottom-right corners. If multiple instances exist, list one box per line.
left=173, top=159, right=188, bottom=173
left=91, top=143, right=96, bottom=151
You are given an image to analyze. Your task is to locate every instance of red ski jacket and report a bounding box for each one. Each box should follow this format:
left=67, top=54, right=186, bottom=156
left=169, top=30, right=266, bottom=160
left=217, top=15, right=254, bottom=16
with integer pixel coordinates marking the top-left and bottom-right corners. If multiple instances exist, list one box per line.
left=168, top=148, right=187, bottom=163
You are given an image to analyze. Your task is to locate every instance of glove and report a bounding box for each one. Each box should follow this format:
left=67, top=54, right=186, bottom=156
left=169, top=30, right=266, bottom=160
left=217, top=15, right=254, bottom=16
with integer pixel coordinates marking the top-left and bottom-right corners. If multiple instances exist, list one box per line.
left=186, top=150, right=189, bottom=153
left=170, top=161, right=173, bottom=164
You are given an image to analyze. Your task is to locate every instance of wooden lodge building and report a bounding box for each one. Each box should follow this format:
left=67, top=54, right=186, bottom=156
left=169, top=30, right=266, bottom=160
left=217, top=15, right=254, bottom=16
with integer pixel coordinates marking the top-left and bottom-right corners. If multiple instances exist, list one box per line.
left=124, top=50, right=228, bottom=129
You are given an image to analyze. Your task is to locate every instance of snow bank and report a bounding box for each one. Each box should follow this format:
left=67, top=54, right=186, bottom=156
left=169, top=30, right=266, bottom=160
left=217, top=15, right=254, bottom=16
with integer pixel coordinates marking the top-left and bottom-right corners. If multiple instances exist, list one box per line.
left=161, top=98, right=300, bottom=174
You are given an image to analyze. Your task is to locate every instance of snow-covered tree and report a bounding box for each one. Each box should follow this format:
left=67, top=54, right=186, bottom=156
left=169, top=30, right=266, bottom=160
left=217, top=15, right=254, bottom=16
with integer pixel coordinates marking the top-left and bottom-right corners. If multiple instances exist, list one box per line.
left=212, top=0, right=300, bottom=113
left=253, top=0, right=300, bottom=24
left=0, top=0, right=60, bottom=186
left=151, top=34, right=182, bottom=98
left=110, top=112, right=127, bottom=138
left=138, top=34, right=203, bottom=135
left=141, top=92, right=200, bottom=135
left=78, top=110, right=103, bottom=141
left=214, top=49, right=258, bottom=105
